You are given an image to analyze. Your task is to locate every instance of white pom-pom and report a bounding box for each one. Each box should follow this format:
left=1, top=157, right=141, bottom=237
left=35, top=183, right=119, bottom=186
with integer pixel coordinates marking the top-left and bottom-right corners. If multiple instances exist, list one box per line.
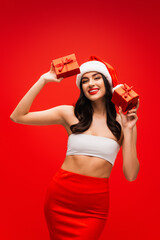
left=112, top=84, right=123, bottom=93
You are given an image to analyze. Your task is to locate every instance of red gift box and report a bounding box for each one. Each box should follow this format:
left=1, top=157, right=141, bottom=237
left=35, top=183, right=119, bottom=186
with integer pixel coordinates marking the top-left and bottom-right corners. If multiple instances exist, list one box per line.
left=52, top=53, right=80, bottom=79
left=111, top=83, right=139, bottom=112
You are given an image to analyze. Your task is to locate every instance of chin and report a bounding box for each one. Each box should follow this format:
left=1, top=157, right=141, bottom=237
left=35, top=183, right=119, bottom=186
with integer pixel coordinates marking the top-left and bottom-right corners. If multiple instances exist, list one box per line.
left=88, top=95, right=105, bottom=102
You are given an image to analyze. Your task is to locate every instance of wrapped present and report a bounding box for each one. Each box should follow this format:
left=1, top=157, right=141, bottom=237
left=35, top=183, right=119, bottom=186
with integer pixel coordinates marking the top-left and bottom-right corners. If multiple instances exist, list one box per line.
left=52, top=53, right=80, bottom=79
left=111, top=83, right=139, bottom=112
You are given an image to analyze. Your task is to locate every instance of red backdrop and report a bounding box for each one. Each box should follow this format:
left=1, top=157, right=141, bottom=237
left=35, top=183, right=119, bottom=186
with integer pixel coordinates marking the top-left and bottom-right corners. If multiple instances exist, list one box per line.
left=1, top=0, right=159, bottom=239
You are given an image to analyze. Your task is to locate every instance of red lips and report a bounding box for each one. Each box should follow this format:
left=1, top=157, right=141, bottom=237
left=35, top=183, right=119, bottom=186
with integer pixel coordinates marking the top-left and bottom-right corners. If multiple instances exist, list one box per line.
left=88, top=88, right=99, bottom=93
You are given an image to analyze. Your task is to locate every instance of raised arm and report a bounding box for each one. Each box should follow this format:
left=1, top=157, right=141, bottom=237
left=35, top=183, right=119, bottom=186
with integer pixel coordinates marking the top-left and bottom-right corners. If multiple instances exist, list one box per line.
left=10, top=62, right=68, bottom=126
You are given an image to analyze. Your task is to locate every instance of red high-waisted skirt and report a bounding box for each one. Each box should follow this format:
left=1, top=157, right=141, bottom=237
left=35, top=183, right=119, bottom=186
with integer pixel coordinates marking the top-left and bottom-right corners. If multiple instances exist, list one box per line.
left=44, top=167, right=110, bottom=240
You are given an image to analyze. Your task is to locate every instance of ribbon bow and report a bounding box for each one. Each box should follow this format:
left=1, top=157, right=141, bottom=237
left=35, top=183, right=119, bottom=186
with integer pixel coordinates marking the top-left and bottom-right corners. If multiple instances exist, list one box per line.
left=121, top=83, right=133, bottom=98
left=54, top=58, right=74, bottom=72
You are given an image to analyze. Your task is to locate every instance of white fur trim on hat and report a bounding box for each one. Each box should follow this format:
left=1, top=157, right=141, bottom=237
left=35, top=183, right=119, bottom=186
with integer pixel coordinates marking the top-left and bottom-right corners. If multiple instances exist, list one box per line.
left=112, top=84, right=123, bottom=93
left=76, top=60, right=112, bottom=89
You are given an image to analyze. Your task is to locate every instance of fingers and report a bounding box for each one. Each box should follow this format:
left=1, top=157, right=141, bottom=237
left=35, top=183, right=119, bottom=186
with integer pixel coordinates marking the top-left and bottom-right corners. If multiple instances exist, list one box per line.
left=119, top=105, right=138, bottom=115
left=50, top=62, right=52, bottom=71
left=119, top=106, right=126, bottom=116
left=50, top=61, right=55, bottom=72
left=127, top=112, right=137, bottom=117
left=136, top=98, right=140, bottom=110
left=119, top=106, right=122, bottom=114
left=127, top=109, right=137, bottom=113
left=127, top=99, right=139, bottom=113
left=58, top=77, right=64, bottom=81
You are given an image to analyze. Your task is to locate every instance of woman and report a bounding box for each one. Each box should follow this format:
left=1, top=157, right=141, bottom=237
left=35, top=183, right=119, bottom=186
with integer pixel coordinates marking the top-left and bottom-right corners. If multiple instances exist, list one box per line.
left=10, top=55, right=140, bottom=240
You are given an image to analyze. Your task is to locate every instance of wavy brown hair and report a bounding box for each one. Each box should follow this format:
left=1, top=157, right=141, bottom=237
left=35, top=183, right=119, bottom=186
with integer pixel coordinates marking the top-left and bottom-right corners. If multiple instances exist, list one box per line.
left=70, top=74, right=121, bottom=141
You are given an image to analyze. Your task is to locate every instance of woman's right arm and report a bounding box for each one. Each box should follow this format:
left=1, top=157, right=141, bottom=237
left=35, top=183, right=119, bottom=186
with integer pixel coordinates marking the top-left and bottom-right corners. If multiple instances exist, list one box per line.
left=10, top=62, right=69, bottom=126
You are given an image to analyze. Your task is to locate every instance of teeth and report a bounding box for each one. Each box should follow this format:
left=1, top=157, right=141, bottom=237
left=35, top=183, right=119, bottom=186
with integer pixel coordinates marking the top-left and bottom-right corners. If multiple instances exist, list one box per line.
left=89, top=89, right=99, bottom=92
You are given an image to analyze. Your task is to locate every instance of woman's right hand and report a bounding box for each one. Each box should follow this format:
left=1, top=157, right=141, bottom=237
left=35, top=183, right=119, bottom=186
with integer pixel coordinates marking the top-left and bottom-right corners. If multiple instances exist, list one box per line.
left=40, top=61, right=64, bottom=84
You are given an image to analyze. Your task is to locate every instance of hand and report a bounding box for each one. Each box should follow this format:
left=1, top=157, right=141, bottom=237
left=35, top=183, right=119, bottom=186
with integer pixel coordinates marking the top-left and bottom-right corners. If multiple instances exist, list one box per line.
left=40, top=61, right=64, bottom=84
left=119, top=99, right=140, bottom=129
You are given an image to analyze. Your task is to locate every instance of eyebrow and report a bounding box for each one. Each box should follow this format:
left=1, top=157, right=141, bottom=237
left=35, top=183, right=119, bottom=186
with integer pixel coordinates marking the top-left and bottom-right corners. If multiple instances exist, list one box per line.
left=81, top=73, right=101, bottom=81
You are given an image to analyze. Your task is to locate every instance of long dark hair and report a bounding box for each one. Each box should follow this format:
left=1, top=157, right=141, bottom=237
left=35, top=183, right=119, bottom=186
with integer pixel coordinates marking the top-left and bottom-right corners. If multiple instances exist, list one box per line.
left=70, top=74, right=121, bottom=141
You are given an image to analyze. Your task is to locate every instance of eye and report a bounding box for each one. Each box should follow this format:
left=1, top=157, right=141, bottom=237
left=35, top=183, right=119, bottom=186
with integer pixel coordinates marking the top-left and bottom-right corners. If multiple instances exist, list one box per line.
left=82, top=80, right=88, bottom=84
left=82, top=76, right=101, bottom=84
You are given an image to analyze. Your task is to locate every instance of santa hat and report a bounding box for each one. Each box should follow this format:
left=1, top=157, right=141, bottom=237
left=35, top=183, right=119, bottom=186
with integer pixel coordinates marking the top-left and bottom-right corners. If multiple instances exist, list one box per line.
left=76, top=55, right=122, bottom=93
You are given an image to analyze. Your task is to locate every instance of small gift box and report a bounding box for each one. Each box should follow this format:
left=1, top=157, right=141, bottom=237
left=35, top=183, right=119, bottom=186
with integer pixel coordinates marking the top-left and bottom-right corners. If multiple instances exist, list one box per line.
left=111, top=83, right=139, bottom=112
left=52, top=53, right=80, bottom=79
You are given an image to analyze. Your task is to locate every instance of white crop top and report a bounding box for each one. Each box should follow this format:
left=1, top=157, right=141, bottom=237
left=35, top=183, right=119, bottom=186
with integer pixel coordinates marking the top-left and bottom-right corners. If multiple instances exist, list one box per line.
left=66, top=134, right=121, bottom=166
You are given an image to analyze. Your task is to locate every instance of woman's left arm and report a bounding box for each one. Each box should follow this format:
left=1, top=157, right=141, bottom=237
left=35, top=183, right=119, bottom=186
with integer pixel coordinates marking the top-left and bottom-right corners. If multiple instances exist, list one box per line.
left=119, top=99, right=140, bottom=181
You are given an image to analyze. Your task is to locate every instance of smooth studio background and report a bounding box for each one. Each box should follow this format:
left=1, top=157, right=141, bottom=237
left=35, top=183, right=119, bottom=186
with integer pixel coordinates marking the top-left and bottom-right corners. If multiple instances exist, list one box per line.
left=1, top=0, right=159, bottom=239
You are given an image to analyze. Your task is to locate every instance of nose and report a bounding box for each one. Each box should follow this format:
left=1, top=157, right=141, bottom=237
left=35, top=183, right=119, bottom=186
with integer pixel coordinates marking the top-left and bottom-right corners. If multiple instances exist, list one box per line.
left=88, top=78, right=95, bottom=86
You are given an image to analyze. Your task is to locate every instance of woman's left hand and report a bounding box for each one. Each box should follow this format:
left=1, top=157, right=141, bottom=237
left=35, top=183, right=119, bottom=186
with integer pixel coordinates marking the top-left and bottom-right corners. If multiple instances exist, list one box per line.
left=119, top=99, right=140, bottom=129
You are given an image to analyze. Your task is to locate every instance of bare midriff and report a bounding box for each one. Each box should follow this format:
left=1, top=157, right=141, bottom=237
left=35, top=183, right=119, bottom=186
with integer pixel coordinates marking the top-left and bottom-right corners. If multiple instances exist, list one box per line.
left=60, top=155, right=113, bottom=178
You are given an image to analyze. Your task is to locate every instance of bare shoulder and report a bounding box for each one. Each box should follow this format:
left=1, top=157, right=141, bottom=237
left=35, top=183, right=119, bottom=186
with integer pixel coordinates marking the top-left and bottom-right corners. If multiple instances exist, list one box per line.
left=59, top=105, right=78, bottom=134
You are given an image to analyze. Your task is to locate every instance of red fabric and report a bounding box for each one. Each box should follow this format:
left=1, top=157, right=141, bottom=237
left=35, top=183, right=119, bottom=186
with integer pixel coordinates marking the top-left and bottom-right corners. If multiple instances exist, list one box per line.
left=88, top=56, right=118, bottom=88
left=44, top=167, right=110, bottom=240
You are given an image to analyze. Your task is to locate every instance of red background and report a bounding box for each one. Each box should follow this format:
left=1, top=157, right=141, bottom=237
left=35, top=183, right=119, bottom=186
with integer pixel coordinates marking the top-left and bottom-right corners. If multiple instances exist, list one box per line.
left=1, top=0, right=160, bottom=239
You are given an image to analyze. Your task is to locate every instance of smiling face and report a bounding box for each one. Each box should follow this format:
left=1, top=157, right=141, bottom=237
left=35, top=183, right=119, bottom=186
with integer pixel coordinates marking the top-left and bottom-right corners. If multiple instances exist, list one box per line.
left=81, top=71, right=106, bottom=101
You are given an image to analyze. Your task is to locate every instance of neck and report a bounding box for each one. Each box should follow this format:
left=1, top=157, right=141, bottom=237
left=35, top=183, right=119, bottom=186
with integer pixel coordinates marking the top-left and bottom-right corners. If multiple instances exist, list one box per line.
left=91, top=98, right=106, bottom=117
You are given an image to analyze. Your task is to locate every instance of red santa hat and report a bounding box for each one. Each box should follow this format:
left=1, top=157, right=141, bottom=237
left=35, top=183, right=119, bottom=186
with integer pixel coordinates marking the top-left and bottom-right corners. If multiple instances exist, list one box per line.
left=76, top=55, right=122, bottom=92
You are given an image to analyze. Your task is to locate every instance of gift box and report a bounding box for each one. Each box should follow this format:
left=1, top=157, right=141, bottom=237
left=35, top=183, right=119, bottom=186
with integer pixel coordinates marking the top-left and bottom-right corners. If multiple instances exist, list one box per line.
left=111, top=83, right=139, bottom=112
left=52, top=53, right=80, bottom=79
